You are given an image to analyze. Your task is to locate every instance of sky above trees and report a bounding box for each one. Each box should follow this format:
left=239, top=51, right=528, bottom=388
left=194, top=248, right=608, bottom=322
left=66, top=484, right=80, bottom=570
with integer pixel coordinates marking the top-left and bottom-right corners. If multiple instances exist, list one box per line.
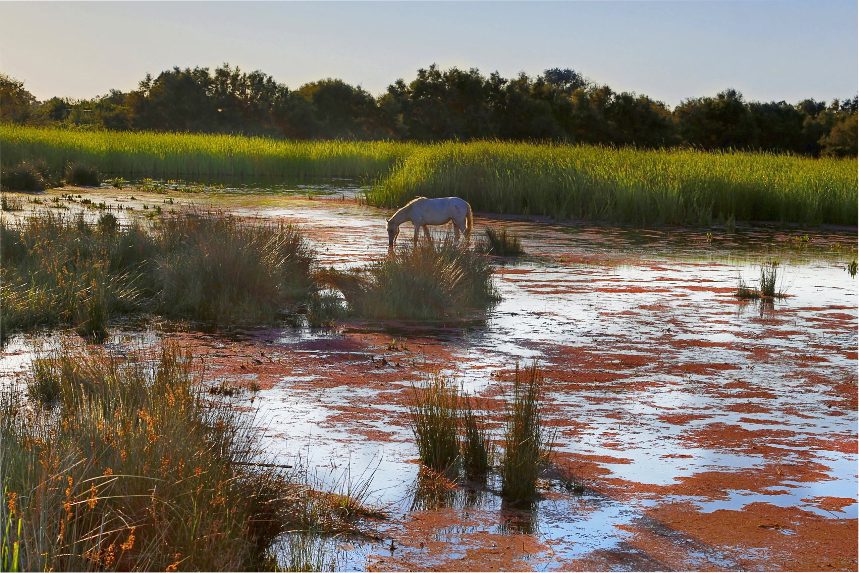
left=1, top=0, right=856, bottom=105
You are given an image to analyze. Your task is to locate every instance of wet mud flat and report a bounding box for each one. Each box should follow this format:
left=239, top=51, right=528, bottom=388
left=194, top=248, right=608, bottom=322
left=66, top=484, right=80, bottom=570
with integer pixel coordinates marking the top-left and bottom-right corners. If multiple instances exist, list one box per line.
left=1, top=185, right=857, bottom=571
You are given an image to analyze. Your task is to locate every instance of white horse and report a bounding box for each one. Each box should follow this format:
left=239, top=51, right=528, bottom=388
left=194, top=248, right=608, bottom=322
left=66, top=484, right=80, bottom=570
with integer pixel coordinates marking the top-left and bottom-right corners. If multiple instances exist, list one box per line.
left=386, top=196, right=473, bottom=253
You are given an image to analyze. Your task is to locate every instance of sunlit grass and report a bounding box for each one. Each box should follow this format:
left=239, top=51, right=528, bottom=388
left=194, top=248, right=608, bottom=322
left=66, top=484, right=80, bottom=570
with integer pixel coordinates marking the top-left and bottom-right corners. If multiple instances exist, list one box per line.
left=3, top=343, right=382, bottom=571
left=369, top=141, right=858, bottom=226
left=0, top=125, right=416, bottom=181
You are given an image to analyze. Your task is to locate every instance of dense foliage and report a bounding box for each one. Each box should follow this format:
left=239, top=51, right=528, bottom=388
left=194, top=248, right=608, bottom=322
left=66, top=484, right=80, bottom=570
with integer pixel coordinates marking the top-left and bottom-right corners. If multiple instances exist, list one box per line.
left=2, top=64, right=855, bottom=156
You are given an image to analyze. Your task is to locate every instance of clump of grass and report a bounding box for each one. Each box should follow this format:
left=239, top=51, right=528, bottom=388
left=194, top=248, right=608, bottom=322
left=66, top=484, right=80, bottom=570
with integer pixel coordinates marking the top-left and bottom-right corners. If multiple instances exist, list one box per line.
left=6, top=343, right=375, bottom=571
left=1, top=194, right=23, bottom=211
left=1, top=160, right=48, bottom=191
left=501, top=362, right=548, bottom=505
left=735, top=261, right=786, bottom=300
left=322, top=240, right=497, bottom=320
left=64, top=162, right=101, bottom=186
left=409, top=373, right=461, bottom=473
left=461, top=395, right=492, bottom=480
left=155, top=212, right=314, bottom=325
left=0, top=213, right=150, bottom=339
left=481, top=226, right=525, bottom=256
left=306, top=291, right=346, bottom=328
left=759, top=261, right=780, bottom=297
left=27, top=357, right=63, bottom=405
left=847, top=260, right=857, bottom=278
left=108, top=177, right=126, bottom=189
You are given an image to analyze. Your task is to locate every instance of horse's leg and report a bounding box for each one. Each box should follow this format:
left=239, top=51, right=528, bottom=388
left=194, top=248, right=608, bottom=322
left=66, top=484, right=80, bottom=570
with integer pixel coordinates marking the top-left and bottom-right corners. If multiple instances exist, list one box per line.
left=423, top=225, right=433, bottom=244
left=453, top=222, right=461, bottom=242
left=413, top=224, right=420, bottom=246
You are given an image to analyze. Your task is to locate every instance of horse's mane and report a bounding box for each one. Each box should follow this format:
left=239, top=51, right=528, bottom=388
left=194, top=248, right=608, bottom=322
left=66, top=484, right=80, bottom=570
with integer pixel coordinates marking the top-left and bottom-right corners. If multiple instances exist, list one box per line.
left=402, top=196, right=427, bottom=208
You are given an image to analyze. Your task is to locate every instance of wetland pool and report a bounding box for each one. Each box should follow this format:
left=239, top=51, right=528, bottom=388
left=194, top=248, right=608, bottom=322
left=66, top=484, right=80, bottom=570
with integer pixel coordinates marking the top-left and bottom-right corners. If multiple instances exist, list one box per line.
left=1, top=182, right=856, bottom=570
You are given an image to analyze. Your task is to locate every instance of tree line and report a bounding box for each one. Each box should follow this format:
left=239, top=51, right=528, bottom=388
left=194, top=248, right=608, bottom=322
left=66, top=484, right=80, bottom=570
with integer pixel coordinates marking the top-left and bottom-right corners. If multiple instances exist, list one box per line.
left=1, top=64, right=856, bottom=156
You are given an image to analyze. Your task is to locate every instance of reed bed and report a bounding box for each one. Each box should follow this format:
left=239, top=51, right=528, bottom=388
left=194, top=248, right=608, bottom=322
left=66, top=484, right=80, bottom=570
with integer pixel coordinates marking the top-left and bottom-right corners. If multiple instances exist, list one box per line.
left=2, top=343, right=377, bottom=571
left=370, top=142, right=858, bottom=226
left=320, top=240, right=498, bottom=321
left=0, top=125, right=416, bottom=181
left=0, top=210, right=315, bottom=339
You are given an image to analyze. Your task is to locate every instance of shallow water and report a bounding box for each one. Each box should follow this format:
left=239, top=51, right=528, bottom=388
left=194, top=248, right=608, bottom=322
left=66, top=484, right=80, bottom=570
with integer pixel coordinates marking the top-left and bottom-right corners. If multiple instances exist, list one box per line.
left=2, top=182, right=856, bottom=570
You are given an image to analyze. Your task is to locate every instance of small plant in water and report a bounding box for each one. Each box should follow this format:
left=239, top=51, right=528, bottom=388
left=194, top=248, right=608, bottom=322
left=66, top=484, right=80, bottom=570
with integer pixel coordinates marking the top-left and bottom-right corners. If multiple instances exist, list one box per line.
left=847, top=260, right=857, bottom=278
left=735, top=261, right=786, bottom=300
left=481, top=226, right=525, bottom=256
left=501, top=362, right=548, bottom=505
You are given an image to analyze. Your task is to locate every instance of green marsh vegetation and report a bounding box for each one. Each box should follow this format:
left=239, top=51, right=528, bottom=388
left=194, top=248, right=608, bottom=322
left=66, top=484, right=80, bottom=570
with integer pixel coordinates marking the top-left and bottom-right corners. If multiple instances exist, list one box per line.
left=370, top=142, right=858, bottom=227
left=5, top=125, right=855, bottom=227
left=0, top=125, right=416, bottom=182
left=481, top=226, right=525, bottom=257
left=500, top=363, right=550, bottom=505
left=321, top=240, right=498, bottom=321
left=0, top=210, right=315, bottom=340
left=735, top=261, right=786, bottom=300
left=1, top=343, right=374, bottom=571
left=408, top=363, right=548, bottom=505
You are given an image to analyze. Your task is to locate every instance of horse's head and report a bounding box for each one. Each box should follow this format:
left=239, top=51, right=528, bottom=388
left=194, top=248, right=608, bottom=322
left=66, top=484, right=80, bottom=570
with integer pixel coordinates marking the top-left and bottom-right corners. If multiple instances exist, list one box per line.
left=386, top=219, right=399, bottom=253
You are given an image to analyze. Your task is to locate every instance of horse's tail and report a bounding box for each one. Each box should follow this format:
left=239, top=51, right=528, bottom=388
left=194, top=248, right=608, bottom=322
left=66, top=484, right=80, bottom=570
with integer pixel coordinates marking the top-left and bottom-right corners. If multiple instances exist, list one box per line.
left=465, top=202, right=474, bottom=240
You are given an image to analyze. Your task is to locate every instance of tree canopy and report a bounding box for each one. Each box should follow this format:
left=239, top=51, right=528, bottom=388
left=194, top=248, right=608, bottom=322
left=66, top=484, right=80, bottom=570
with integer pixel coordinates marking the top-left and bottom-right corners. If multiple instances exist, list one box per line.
left=2, top=65, right=855, bottom=156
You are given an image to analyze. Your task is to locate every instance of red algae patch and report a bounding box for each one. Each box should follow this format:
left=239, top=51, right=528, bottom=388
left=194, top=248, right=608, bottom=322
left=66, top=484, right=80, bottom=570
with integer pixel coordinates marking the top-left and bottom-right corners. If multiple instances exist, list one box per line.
left=645, top=502, right=858, bottom=571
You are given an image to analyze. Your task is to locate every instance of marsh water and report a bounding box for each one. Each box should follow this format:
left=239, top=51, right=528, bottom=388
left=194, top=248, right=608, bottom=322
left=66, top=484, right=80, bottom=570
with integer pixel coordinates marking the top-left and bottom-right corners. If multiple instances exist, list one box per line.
left=1, top=181, right=856, bottom=570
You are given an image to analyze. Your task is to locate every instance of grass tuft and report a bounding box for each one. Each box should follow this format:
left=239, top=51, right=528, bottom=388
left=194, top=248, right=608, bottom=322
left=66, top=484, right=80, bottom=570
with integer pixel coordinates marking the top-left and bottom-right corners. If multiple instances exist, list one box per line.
left=322, top=240, right=498, bottom=320
left=0, top=211, right=316, bottom=338
left=409, top=373, right=461, bottom=473
left=501, top=362, right=548, bottom=505
left=481, top=226, right=525, bottom=256
left=735, top=261, right=786, bottom=300
left=1, top=194, right=24, bottom=211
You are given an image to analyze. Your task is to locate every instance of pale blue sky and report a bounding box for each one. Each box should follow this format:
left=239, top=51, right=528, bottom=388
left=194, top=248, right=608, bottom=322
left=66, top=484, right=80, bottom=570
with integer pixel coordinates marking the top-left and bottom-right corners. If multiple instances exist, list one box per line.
left=1, top=1, right=856, bottom=106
